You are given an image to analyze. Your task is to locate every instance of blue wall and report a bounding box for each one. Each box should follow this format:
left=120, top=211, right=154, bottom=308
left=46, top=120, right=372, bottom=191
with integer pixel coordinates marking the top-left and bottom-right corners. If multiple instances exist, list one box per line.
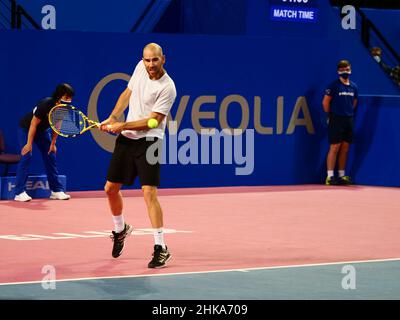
left=349, top=96, right=400, bottom=186
left=0, top=29, right=399, bottom=190
left=1, top=1, right=399, bottom=190
left=363, top=9, right=400, bottom=54
left=16, top=0, right=151, bottom=32
left=156, top=0, right=335, bottom=37
left=329, top=6, right=399, bottom=94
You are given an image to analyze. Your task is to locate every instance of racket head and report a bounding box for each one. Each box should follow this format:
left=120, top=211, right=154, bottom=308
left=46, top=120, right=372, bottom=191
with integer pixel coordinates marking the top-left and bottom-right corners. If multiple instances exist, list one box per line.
left=48, top=104, right=87, bottom=137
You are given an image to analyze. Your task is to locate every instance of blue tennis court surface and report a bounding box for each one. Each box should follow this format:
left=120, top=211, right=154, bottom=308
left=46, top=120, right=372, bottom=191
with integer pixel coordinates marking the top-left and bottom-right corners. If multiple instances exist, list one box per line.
left=1, top=258, right=399, bottom=300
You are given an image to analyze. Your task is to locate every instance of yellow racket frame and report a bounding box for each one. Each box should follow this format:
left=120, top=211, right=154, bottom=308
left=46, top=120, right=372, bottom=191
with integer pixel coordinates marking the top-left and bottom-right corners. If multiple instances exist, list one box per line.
left=48, top=104, right=100, bottom=137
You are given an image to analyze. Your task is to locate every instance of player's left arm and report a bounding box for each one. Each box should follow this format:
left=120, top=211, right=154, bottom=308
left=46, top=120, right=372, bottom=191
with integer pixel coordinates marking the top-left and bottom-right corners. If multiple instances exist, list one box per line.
left=113, top=111, right=165, bottom=132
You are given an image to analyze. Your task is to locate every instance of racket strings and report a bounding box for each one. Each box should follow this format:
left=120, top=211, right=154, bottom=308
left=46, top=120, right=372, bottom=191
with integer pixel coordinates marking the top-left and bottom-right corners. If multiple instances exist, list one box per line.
left=50, top=107, right=85, bottom=135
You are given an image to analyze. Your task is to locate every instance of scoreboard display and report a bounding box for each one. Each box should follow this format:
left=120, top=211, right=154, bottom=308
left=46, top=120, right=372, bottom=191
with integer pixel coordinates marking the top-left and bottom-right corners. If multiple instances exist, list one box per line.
left=269, top=0, right=319, bottom=22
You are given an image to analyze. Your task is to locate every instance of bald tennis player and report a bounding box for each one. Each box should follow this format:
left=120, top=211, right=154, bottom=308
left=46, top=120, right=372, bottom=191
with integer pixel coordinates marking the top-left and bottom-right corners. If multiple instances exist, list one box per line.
left=100, top=43, right=177, bottom=268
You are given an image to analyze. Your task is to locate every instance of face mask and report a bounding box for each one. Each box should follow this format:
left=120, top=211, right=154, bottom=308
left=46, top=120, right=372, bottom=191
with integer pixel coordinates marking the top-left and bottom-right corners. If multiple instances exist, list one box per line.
left=338, top=71, right=351, bottom=79
left=373, top=55, right=381, bottom=63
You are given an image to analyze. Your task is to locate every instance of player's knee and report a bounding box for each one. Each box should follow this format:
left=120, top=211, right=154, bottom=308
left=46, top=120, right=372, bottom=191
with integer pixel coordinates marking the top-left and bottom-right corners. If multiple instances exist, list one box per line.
left=341, top=143, right=350, bottom=152
left=104, top=183, right=119, bottom=196
left=330, top=143, right=341, bottom=153
left=142, top=186, right=157, bottom=203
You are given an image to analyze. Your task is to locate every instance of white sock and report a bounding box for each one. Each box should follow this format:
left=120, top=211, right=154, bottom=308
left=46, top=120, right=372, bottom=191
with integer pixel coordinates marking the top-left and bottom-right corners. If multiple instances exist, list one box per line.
left=112, top=214, right=125, bottom=233
left=327, top=170, right=334, bottom=178
left=153, top=228, right=166, bottom=249
left=338, top=170, right=345, bottom=177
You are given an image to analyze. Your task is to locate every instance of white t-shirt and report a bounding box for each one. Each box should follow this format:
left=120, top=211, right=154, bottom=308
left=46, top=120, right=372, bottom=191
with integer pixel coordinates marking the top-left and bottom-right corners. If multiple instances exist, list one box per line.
left=121, top=60, right=177, bottom=140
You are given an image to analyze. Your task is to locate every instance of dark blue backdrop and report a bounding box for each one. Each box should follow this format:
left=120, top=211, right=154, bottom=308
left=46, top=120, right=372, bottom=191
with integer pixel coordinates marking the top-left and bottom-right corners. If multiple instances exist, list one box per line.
left=16, top=0, right=150, bottom=32
left=0, top=28, right=399, bottom=190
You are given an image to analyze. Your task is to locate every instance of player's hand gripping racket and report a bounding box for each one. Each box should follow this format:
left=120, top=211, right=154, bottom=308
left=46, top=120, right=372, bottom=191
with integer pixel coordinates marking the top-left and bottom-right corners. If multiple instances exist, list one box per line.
left=48, top=104, right=101, bottom=138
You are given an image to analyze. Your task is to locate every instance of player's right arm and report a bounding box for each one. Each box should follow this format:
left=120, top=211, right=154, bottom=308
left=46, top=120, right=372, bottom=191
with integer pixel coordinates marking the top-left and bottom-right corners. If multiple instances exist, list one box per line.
left=100, top=87, right=132, bottom=130
left=21, top=116, right=41, bottom=156
left=322, top=95, right=332, bottom=113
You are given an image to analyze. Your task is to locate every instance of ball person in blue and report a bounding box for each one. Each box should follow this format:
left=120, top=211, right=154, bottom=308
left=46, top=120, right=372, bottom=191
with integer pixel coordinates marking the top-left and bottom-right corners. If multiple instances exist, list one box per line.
left=322, top=60, right=358, bottom=185
left=15, top=84, right=74, bottom=201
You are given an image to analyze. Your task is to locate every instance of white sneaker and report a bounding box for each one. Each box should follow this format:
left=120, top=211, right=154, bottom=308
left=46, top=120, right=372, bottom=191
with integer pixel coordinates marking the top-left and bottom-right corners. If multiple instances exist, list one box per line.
left=50, top=191, right=71, bottom=200
left=14, top=191, right=32, bottom=202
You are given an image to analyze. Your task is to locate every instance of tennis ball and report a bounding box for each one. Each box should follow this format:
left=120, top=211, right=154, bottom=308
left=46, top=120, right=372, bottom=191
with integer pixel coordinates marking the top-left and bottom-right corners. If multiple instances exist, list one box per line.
left=147, top=118, right=158, bottom=129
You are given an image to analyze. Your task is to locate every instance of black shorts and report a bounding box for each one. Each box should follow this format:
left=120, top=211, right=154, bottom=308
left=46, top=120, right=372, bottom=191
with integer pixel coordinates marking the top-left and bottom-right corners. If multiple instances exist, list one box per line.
left=328, top=114, right=354, bottom=144
left=107, top=135, right=162, bottom=186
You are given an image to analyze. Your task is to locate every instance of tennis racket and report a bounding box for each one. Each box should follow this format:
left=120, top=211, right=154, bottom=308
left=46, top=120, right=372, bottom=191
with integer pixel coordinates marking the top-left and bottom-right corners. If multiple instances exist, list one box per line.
left=48, top=104, right=101, bottom=138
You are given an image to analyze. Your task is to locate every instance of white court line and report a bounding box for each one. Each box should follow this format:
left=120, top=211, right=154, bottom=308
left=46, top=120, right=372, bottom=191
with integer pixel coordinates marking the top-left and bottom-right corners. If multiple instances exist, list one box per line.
left=1, top=257, right=400, bottom=287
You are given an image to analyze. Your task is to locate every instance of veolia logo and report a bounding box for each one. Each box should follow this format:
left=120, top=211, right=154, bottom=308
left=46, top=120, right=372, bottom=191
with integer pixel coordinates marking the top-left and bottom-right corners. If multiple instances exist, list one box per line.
left=88, top=73, right=315, bottom=153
